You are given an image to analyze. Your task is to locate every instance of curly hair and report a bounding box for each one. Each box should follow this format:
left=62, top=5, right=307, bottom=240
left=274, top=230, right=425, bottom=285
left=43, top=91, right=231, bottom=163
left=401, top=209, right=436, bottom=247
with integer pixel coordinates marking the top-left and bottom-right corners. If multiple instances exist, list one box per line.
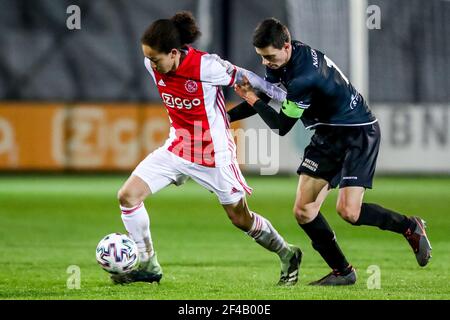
left=141, top=11, right=202, bottom=53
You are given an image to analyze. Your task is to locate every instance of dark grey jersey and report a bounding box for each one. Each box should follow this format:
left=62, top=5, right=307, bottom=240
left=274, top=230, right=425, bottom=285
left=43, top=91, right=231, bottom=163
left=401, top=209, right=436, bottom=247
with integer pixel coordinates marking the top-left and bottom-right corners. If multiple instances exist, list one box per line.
left=265, top=41, right=377, bottom=129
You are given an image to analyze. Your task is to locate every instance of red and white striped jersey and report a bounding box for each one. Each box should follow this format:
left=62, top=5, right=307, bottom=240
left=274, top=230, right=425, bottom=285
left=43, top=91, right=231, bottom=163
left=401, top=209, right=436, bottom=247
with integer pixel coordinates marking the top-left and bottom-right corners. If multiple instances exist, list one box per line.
left=144, top=46, right=237, bottom=167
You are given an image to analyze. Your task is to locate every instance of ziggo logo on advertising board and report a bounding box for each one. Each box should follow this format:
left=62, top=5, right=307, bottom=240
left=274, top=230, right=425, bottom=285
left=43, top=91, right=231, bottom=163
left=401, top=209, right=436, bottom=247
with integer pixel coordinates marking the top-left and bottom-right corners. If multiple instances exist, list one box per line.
left=0, top=105, right=170, bottom=170
left=51, top=107, right=169, bottom=169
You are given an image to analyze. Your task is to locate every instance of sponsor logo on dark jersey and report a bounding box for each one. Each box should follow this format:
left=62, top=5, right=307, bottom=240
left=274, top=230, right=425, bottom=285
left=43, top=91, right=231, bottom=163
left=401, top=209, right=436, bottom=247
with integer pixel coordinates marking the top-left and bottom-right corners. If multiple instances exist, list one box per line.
left=310, top=49, right=319, bottom=68
left=350, top=93, right=361, bottom=110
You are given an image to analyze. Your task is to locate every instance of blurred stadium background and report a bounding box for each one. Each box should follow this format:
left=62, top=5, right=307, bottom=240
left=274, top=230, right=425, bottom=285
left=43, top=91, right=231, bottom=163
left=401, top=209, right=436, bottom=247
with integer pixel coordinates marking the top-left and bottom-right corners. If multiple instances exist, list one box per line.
left=0, top=0, right=449, bottom=173
left=0, top=0, right=449, bottom=300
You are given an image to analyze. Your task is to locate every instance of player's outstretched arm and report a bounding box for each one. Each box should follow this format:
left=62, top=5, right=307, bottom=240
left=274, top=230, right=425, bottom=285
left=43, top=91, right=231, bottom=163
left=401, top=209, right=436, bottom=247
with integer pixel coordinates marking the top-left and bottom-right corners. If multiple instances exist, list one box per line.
left=227, top=100, right=258, bottom=122
left=210, top=54, right=286, bottom=102
left=237, top=68, right=287, bottom=103
left=227, top=92, right=272, bottom=122
left=234, top=78, right=300, bottom=136
left=254, top=99, right=299, bottom=136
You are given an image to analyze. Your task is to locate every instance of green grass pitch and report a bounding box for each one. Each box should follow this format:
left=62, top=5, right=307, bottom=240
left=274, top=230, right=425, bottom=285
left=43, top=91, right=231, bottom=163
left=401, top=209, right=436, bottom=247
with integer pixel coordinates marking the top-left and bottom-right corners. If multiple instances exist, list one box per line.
left=0, top=175, right=449, bottom=300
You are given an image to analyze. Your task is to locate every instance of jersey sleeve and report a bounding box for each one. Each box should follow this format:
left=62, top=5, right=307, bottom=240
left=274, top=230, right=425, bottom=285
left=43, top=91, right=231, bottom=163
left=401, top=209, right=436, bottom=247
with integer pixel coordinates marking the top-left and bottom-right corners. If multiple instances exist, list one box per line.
left=242, top=69, right=286, bottom=103
left=286, top=77, right=313, bottom=109
left=200, top=54, right=237, bottom=87
left=144, top=58, right=157, bottom=85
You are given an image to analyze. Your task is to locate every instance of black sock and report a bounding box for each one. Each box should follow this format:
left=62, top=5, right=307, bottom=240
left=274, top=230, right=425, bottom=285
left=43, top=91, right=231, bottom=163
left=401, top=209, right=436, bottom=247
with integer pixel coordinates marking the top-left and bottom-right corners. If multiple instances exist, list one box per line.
left=299, top=212, right=351, bottom=274
left=353, top=203, right=414, bottom=234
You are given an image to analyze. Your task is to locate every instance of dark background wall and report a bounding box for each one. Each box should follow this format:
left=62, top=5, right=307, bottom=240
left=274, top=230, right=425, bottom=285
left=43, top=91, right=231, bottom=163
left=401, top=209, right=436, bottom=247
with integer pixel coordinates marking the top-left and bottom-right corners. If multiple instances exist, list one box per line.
left=0, top=0, right=448, bottom=103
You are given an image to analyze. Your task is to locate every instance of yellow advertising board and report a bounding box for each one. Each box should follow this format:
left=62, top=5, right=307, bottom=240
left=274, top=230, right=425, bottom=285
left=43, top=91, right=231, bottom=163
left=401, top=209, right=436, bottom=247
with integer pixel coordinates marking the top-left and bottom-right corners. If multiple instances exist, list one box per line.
left=0, top=103, right=241, bottom=171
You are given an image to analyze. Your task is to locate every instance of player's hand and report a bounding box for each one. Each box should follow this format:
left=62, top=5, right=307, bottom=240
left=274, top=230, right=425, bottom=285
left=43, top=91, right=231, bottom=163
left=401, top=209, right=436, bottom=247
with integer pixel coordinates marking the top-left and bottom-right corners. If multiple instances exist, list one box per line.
left=234, top=76, right=259, bottom=106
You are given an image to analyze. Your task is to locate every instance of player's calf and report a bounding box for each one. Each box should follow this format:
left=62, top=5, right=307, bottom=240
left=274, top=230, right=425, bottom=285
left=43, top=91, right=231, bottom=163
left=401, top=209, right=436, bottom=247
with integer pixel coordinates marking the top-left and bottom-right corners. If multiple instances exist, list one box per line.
left=336, top=203, right=360, bottom=224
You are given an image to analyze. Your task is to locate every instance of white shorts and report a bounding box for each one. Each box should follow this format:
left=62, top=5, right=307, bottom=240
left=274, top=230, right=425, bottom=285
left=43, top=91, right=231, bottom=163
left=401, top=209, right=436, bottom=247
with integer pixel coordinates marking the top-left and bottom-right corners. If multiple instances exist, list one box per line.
left=132, top=148, right=252, bottom=205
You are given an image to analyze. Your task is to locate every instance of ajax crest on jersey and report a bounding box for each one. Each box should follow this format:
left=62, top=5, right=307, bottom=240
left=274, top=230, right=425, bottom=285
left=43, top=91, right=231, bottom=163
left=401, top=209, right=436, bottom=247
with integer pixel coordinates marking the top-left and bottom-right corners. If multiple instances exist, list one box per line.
left=96, top=233, right=139, bottom=274
left=185, top=80, right=198, bottom=93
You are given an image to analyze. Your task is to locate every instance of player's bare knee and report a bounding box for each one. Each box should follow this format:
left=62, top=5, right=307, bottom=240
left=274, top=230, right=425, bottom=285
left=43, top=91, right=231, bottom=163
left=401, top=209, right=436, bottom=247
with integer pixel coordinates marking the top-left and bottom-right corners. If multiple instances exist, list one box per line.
left=117, top=187, right=141, bottom=208
left=293, top=204, right=316, bottom=224
left=223, top=199, right=251, bottom=228
left=336, top=203, right=360, bottom=224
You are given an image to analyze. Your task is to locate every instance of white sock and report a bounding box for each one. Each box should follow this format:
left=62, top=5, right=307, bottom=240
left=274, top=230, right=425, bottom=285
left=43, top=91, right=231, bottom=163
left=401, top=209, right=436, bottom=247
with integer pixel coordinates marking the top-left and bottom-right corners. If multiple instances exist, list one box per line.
left=247, top=212, right=291, bottom=260
left=120, top=202, right=154, bottom=262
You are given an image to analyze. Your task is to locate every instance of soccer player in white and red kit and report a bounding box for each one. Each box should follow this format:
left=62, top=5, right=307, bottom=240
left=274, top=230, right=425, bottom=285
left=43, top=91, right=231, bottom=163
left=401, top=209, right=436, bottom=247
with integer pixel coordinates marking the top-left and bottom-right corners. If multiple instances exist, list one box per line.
left=112, top=12, right=301, bottom=286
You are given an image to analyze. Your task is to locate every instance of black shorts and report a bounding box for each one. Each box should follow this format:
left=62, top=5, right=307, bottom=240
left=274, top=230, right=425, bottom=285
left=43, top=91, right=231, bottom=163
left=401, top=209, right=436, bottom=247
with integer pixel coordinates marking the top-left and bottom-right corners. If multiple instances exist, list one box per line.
left=297, top=122, right=380, bottom=189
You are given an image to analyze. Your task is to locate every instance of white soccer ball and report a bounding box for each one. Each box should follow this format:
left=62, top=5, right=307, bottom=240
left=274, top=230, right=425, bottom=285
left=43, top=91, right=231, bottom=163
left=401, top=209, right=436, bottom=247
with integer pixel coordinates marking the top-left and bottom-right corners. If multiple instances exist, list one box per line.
left=96, top=233, right=139, bottom=274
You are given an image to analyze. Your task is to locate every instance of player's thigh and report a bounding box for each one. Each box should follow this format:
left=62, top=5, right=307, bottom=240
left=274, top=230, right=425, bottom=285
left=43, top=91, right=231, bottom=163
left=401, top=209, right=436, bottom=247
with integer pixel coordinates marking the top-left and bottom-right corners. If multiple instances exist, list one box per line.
left=337, top=187, right=365, bottom=208
left=186, top=162, right=251, bottom=206
left=336, top=186, right=365, bottom=222
left=122, top=148, right=187, bottom=201
left=118, top=174, right=152, bottom=202
left=294, top=174, right=330, bottom=211
left=297, top=128, right=345, bottom=189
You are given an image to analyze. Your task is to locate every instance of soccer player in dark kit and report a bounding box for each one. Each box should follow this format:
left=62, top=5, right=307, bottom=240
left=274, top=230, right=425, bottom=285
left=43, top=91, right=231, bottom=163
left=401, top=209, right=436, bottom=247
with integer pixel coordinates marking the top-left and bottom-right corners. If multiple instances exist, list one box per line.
left=228, top=18, right=432, bottom=286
